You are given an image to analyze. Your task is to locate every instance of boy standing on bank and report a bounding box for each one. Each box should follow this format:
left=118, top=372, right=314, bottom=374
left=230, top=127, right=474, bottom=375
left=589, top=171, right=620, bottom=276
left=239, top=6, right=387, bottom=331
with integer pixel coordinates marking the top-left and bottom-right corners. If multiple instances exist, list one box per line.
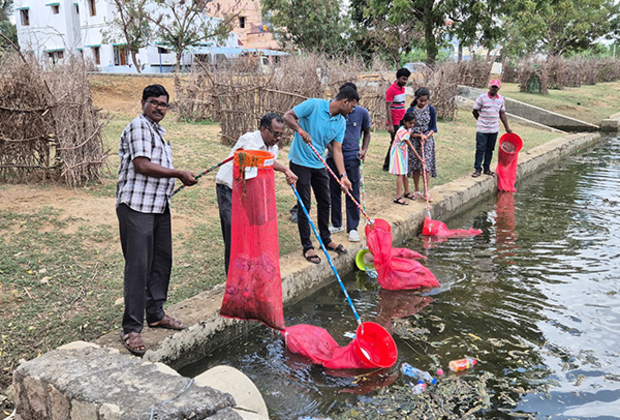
left=472, top=79, right=512, bottom=177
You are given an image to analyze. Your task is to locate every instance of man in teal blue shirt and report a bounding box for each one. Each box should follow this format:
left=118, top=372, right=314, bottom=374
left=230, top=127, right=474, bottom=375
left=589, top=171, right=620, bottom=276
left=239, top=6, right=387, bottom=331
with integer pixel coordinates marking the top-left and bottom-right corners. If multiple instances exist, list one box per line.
left=283, top=87, right=358, bottom=264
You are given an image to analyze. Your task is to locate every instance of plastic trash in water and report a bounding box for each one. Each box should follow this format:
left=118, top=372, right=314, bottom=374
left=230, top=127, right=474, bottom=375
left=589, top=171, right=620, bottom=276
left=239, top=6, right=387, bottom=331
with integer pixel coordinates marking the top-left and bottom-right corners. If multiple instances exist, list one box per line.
left=411, top=380, right=427, bottom=395
left=298, top=417, right=333, bottom=420
left=401, top=363, right=437, bottom=384
left=449, top=358, right=477, bottom=372
left=343, top=332, right=356, bottom=339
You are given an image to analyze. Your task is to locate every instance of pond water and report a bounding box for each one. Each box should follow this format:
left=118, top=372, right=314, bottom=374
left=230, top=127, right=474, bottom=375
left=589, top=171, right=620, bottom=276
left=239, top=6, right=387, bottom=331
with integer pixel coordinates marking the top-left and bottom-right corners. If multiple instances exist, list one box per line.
left=179, top=136, right=620, bottom=419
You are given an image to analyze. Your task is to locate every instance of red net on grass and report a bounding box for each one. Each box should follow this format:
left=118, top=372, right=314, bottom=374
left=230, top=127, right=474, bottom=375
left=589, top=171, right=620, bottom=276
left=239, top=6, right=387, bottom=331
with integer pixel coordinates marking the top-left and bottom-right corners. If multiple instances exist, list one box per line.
left=496, top=133, right=523, bottom=192
left=422, top=216, right=482, bottom=238
left=365, top=219, right=439, bottom=290
left=219, top=150, right=285, bottom=331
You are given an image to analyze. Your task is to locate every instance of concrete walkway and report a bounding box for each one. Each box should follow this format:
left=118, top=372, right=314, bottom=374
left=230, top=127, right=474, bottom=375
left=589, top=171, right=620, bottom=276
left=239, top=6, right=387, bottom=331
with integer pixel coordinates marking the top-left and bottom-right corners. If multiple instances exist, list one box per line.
left=95, top=131, right=602, bottom=371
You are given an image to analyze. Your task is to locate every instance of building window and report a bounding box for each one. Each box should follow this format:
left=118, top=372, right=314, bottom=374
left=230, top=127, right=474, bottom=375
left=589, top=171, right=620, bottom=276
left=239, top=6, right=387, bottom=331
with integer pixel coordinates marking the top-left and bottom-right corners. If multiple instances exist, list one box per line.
left=75, top=4, right=79, bottom=14
left=52, top=5, right=60, bottom=14
left=239, top=16, right=245, bottom=29
left=48, top=50, right=64, bottom=65
left=92, top=47, right=100, bottom=65
left=114, top=47, right=128, bottom=66
left=20, top=9, right=30, bottom=26
left=88, top=0, right=96, bottom=16
left=157, top=47, right=170, bottom=54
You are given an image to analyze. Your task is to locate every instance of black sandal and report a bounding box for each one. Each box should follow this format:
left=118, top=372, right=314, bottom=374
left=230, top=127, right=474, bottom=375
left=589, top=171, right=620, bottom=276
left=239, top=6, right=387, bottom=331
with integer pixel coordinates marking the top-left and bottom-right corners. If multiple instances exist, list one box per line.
left=394, top=197, right=409, bottom=205
left=326, top=244, right=348, bottom=255
left=303, top=249, right=321, bottom=264
left=403, top=192, right=415, bottom=200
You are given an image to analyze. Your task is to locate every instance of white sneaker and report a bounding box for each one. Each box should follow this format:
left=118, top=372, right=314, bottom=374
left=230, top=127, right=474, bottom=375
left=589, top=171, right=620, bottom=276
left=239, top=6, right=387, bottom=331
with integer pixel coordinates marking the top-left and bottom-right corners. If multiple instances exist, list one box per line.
left=329, top=225, right=344, bottom=234
left=348, top=229, right=360, bottom=242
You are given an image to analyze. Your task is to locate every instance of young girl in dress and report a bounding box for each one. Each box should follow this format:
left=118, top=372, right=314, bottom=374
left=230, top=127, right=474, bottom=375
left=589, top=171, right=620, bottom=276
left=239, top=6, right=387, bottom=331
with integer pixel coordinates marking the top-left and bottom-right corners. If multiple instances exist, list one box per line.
left=389, top=112, right=416, bottom=205
left=406, top=88, right=438, bottom=202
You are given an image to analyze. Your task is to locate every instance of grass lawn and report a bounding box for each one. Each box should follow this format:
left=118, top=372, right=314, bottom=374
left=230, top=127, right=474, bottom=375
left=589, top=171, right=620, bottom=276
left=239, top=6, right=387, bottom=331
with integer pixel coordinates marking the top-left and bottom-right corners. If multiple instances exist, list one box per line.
left=500, top=82, right=620, bottom=126
left=0, top=75, right=562, bottom=391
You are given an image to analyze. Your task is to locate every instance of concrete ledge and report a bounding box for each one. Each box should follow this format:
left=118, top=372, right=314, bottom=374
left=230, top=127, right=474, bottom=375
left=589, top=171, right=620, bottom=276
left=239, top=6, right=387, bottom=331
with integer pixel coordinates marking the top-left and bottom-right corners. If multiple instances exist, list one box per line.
left=458, top=85, right=600, bottom=132
left=601, top=112, right=620, bottom=132
left=13, top=344, right=241, bottom=420
left=95, top=132, right=601, bottom=373
left=456, top=96, right=566, bottom=134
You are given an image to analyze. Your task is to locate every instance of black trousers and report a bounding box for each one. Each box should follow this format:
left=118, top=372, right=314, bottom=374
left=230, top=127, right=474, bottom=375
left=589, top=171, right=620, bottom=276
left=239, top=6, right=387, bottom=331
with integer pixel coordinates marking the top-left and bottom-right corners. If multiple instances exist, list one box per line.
left=116, top=203, right=172, bottom=334
left=216, top=183, right=233, bottom=274
left=290, top=161, right=332, bottom=252
left=474, top=132, right=499, bottom=172
left=382, top=125, right=400, bottom=171
left=327, top=157, right=361, bottom=232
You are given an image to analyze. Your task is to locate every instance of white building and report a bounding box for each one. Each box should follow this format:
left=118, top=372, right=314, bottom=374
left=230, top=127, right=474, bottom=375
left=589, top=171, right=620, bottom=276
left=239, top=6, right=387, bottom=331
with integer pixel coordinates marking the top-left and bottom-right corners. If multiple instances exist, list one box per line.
left=14, top=0, right=240, bottom=73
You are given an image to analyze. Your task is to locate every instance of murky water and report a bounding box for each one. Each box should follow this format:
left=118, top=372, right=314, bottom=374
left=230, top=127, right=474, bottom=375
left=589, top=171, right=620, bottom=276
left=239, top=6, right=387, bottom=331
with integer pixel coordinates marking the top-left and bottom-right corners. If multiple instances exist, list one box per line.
left=180, top=136, right=620, bottom=419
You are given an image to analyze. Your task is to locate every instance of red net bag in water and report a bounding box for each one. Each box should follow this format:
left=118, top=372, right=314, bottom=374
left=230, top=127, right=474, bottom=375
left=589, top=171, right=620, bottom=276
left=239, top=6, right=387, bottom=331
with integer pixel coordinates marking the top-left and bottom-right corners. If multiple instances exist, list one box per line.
left=365, top=219, right=439, bottom=290
left=422, top=216, right=482, bottom=238
left=284, top=322, right=397, bottom=369
left=496, top=133, right=523, bottom=192
left=220, top=150, right=285, bottom=331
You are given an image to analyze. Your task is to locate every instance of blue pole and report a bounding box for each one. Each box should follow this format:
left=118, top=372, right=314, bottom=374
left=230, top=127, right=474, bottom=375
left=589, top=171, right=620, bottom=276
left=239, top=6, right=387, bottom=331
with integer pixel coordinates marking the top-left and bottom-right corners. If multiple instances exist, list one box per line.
left=291, top=185, right=362, bottom=325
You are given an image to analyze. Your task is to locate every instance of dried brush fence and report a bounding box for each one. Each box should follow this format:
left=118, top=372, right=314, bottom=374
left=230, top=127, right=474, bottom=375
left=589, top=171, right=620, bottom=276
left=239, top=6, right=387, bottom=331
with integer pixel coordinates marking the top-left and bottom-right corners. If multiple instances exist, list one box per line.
left=456, top=59, right=493, bottom=88
left=0, top=54, right=107, bottom=186
left=501, top=59, right=518, bottom=84
left=176, top=53, right=459, bottom=144
left=517, top=57, right=549, bottom=94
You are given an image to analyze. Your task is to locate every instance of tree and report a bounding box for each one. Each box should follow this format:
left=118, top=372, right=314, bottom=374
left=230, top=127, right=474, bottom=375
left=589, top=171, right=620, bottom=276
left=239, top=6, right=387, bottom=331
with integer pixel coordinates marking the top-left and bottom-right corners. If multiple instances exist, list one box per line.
left=502, top=0, right=620, bottom=57
left=0, top=0, right=17, bottom=51
left=147, top=0, right=239, bottom=68
left=105, top=0, right=152, bottom=73
left=261, top=0, right=351, bottom=55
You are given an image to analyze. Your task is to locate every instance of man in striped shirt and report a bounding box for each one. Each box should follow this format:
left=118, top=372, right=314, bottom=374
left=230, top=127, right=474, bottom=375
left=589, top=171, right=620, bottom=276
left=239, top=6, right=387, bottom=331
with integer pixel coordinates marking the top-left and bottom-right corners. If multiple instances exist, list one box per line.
left=116, top=84, right=198, bottom=355
left=472, top=79, right=512, bottom=177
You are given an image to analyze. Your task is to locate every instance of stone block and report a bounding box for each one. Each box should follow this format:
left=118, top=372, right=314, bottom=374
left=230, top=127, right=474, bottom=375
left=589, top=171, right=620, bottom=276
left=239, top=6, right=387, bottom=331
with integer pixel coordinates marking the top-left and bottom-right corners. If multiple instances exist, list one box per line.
left=98, top=403, right=121, bottom=420
left=48, top=385, right=70, bottom=420
left=23, top=376, right=47, bottom=419
left=70, top=400, right=98, bottom=420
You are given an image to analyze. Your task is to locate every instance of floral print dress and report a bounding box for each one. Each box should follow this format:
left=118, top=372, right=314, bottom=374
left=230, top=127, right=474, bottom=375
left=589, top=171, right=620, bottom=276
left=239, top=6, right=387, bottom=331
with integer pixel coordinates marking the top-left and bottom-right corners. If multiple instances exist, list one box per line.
left=408, top=105, right=437, bottom=178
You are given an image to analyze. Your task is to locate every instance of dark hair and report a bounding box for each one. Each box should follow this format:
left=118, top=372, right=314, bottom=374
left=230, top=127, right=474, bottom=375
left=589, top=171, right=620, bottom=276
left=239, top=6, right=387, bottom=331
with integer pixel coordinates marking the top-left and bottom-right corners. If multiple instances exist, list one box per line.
left=411, top=87, right=431, bottom=108
left=142, top=84, right=169, bottom=102
left=396, top=68, right=411, bottom=79
left=335, top=86, right=360, bottom=102
left=399, top=112, right=415, bottom=127
left=339, top=82, right=358, bottom=92
left=260, top=112, right=283, bottom=129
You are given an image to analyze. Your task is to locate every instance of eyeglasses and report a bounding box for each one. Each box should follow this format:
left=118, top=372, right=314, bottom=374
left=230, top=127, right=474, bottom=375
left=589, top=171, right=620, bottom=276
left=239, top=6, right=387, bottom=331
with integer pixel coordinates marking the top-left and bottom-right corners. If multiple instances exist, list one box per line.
left=266, top=127, right=283, bottom=138
left=148, top=99, right=169, bottom=110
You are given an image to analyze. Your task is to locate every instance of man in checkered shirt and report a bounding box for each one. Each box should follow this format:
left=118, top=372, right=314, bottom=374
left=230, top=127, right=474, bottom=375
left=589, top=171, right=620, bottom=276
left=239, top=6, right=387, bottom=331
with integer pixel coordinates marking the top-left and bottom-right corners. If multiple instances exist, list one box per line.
left=116, top=84, right=198, bottom=356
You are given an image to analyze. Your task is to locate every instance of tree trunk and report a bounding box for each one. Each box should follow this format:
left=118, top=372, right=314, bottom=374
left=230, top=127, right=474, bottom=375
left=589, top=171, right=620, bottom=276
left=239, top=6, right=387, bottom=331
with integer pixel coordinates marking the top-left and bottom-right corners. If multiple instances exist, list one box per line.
left=458, top=42, right=463, bottom=62
left=424, top=0, right=437, bottom=68
left=131, top=50, right=141, bottom=74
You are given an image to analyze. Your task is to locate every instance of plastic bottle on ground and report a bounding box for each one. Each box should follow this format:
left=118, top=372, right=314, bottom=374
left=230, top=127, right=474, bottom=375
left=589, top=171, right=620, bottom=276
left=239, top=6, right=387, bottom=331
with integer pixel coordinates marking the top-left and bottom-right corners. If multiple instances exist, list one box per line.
left=411, top=380, right=427, bottom=395
left=401, top=363, right=437, bottom=384
left=449, top=358, right=477, bottom=372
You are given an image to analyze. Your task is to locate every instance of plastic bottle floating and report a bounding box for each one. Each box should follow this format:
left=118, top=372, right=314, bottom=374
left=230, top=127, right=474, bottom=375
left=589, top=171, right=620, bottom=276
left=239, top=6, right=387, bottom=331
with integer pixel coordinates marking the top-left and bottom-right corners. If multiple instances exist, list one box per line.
left=449, top=358, right=477, bottom=372
left=401, top=363, right=437, bottom=384
left=411, top=380, right=427, bottom=395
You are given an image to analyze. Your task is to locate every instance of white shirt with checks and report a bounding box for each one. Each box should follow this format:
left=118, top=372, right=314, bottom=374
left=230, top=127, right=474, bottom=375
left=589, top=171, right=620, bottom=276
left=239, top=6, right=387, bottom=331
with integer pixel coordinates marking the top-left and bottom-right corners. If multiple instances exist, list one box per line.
left=116, top=114, right=175, bottom=213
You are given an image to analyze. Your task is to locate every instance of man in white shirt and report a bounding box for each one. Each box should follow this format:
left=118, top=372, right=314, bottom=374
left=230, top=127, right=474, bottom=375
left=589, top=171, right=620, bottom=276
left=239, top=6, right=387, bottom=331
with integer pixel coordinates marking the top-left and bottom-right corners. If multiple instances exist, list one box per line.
left=472, top=79, right=512, bottom=177
left=215, top=112, right=298, bottom=274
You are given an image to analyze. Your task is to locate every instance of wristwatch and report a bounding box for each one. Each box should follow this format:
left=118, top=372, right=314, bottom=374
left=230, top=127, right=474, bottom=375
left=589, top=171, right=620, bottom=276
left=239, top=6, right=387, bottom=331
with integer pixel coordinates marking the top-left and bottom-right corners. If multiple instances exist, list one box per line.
left=340, top=173, right=348, bottom=179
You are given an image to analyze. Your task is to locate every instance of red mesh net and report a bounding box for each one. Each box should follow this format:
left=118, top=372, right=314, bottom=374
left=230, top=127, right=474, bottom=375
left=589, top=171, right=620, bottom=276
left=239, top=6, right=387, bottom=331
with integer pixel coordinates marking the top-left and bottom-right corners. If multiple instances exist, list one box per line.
left=284, top=322, right=397, bottom=369
left=496, top=133, right=523, bottom=192
left=365, top=219, right=439, bottom=290
left=422, top=216, right=482, bottom=238
left=219, top=150, right=285, bottom=331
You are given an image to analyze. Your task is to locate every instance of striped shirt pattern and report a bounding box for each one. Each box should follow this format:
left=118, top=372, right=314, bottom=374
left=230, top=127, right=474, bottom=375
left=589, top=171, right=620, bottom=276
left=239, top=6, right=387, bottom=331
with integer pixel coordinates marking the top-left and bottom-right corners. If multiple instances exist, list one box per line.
left=473, top=92, right=506, bottom=133
left=116, top=114, right=175, bottom=213
left=386, top=82, right=406, bottom=125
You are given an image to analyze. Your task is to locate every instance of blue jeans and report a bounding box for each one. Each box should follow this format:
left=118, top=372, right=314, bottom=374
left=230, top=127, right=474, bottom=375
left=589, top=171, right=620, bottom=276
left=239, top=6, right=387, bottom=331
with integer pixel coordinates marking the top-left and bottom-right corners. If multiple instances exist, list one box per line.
left=474, top=132, right=498, bottom=172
